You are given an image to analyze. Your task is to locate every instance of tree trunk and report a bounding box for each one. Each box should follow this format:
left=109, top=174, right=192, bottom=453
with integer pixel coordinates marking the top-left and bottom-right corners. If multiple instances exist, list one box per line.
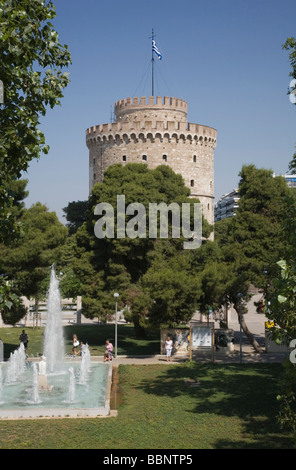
left=34, top=298, right=40, bottom=329
left=235, top=308, right=263, bottom=353
left=133, top=316, right=147, bottom=338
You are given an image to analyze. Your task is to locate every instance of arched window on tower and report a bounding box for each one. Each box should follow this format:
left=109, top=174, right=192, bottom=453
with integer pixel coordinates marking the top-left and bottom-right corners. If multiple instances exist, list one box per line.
left=162, top=154, right=167, bottom=162
left=142, top=154, right=147, bottom=161
left=122, top=155, right=127, bottom=162
left=193, top=155, right=197, bottom=162
left=190, top=179, right=194, bottom=187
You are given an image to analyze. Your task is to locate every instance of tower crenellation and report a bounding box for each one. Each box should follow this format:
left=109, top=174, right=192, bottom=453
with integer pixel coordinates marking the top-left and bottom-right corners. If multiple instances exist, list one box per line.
left=115, top=95, right=187, bottom=113
left=86, top=96, right=217, bottom=226
left=114, top=95, right=187, bottom=123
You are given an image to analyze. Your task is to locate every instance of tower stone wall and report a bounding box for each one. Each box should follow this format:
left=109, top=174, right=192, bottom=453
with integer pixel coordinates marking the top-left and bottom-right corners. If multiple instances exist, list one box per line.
left=86, top=96, right=217, bottom=225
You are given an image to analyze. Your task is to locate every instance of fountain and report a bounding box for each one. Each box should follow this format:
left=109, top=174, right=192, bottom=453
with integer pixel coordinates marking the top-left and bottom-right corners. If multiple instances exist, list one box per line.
left=0, top=266, right=112, bottom=419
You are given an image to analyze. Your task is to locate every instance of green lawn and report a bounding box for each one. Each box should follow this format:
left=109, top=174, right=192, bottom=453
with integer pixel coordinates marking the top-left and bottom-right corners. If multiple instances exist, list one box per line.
left=0, top=324, right=160, bottom=359
left=0, top=362, right=294, bottom=449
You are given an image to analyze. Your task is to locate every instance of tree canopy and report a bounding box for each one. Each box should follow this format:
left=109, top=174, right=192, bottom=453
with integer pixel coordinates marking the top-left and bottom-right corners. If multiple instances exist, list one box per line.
left=283, top=37, right=296, bottom=82
left=62, top=200, right=88, bottom=235
left=0, top=0, right=71, bottom=240
left=284, top=37, right=296, bottom=174
left=265, top=37, right=296, bottom=432
left=69, top=163, right=212, bottom=334
left=0, top=187, right=68, bottom=324
left=214, top=164, right=295, bottom=351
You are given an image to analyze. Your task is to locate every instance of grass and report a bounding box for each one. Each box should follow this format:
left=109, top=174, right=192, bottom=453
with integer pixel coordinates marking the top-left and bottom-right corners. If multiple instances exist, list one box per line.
left=0, top=362, right=295, bottom=449
left=0, top=324, right=160, bottom=359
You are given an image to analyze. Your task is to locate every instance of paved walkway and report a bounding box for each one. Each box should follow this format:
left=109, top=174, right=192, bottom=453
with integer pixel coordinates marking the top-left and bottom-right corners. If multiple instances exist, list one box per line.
left=90, top=347, right=288, bottom=366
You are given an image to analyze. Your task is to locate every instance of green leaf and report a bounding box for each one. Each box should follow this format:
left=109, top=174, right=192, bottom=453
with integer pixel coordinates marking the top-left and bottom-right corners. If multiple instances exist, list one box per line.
left=277, top=260, right=287, bottom=269
left=5, top=300, right=13, bottom=310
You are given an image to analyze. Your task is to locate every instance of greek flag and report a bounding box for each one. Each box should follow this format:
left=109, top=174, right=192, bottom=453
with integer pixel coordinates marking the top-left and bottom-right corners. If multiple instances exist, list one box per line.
left=152, top=39, right=162, bottom=60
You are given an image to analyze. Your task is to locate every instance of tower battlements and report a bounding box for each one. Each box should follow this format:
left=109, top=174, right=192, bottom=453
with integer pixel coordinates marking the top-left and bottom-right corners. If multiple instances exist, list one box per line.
left=114, top=96, right=188, bottom=122
left=86, top=120, right=217, bottom=147
left=115, top=95, right=187, bottom=113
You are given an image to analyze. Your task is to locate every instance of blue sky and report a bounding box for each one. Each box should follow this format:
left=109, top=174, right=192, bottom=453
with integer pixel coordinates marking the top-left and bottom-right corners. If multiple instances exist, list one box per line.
left=23, top=0, right=296, bottom=222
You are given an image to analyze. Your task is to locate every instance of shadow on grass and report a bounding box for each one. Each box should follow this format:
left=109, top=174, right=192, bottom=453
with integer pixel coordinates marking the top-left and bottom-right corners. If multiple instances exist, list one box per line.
left=135, top=362, right=295, bottom=449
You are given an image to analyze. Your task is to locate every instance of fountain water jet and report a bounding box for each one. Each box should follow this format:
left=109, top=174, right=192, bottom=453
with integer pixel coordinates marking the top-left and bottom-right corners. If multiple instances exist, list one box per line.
left=5, top=342, right=26, bottom=385
left=31, top=363, right=41, bottom=404
left=79, top=343, right=91, bottom=385
left=43, top=266, right=65, bottom=373
left=68, top=367, right=75, bottom=403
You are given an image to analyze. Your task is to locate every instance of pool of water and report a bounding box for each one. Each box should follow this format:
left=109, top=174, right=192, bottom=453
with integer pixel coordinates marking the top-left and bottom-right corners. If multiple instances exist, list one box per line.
left=0, top=361, right=111, bottom=419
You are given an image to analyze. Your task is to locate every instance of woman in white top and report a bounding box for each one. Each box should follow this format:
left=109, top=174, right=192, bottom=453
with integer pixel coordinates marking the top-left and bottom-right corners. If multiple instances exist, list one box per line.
left=72, top=334, right=79, bottom=356
left=165, top=336, right=173, bottom=362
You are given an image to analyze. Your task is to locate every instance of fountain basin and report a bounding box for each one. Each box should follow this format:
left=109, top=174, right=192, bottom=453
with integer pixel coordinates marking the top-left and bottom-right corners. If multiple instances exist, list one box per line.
left=0, top=267, right=114, bottom=420
left=0, top=360, right=112, bottom=419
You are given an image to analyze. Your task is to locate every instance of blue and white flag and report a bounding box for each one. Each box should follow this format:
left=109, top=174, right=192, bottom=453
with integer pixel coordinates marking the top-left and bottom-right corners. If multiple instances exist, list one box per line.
left=152, top=39, right=162, bottom=60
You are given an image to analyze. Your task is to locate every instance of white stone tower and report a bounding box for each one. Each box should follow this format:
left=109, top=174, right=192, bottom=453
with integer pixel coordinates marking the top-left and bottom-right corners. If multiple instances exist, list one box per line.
left=86, top=95, right=217, bottom=225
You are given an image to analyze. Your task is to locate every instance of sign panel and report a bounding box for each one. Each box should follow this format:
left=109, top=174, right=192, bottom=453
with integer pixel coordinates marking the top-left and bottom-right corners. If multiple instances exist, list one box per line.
left=191, top=326, right=212, bottom=348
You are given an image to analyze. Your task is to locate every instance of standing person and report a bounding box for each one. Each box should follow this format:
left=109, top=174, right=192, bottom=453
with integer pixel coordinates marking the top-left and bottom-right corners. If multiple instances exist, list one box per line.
left=165, top=335, right=173, bottom=362
left=72, top=334, right=79, bottom=356
left=19, top=329, right=28, bottom=354
left=105, top=339, right=113, bottom=361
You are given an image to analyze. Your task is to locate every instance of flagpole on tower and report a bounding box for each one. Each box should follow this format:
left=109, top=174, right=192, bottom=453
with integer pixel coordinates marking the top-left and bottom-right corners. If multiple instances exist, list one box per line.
left=151, top=29, right=162, bottom=97
left=151, top=28, right=155, bottom=97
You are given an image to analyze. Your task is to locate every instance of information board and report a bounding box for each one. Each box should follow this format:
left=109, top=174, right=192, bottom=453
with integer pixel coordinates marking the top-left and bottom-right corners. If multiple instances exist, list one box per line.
left=191, top=326, right=212, bottom=348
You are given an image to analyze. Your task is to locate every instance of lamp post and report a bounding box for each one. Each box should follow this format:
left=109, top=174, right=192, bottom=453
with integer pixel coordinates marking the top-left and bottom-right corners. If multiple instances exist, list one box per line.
left=238, top=293, right=243, bottom=363
left=0, top=80, right=4, bottom=104
left=114, top=293, right=119, bottom=358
